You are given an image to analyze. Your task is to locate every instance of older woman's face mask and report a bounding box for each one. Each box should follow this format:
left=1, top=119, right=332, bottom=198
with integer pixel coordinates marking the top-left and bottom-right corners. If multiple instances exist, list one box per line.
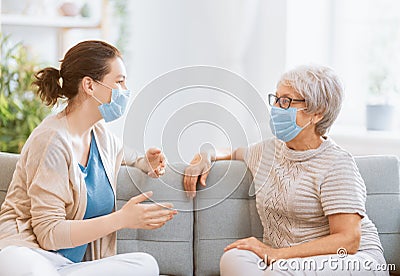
left=269, top=106, right=311, bottom=142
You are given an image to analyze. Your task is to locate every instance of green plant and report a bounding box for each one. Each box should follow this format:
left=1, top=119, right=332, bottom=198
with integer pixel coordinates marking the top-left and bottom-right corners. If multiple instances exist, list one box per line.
left=366, top=15, right=400, bottom=104
left=109, top=0, right=129, bottom=53
left=0, top=34, right=50, bottom=153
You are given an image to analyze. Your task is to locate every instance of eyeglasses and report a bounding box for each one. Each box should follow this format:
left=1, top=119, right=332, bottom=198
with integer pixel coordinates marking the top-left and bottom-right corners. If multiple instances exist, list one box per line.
left=268, top=93, right=306, bottom=110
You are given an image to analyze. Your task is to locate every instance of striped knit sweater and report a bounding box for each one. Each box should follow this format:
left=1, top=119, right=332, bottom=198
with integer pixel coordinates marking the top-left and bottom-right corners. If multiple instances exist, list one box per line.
left=244, top=137, right=383, bottom=254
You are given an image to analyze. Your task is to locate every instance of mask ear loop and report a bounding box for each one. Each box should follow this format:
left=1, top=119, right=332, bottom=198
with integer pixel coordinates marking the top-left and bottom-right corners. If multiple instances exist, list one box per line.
left=301, top=120, right=312, bottom=129
left=92, top=94, right=104, bottom=105
left=95, top=80, right=117, bottom=90
left=92, top=80, right=112, bottom=105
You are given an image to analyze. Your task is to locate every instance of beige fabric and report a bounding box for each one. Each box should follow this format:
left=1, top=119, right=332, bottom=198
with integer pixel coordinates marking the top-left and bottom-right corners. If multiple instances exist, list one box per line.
left=244, top=137, right=383, bottom=253
left=0, top=110, right=138, bottom=260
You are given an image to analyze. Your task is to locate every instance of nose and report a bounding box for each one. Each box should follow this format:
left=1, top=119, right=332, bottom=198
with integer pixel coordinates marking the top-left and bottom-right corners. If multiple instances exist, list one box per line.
left=120, top=83, right=128, bottom=90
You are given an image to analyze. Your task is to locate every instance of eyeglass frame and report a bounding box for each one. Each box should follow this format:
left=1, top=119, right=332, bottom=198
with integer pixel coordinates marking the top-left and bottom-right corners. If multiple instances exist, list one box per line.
left=268, top=93, right=306, bottom=110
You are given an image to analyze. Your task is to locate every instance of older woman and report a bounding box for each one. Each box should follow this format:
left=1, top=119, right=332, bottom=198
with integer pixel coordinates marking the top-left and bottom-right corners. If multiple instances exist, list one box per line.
left=0, top=40, right=176, bottom=276
left=183, top=65, right=388, bottom=275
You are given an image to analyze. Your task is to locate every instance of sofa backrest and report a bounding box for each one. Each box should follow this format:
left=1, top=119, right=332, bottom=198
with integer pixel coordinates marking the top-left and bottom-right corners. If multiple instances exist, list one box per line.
left=355, top=155, right=400, bottom=273
left=116, top=164, right=194, bottom=276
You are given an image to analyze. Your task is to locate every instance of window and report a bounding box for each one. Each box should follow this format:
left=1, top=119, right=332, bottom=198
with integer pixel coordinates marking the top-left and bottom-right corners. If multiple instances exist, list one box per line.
left=286, top=0, right=400, bottom=132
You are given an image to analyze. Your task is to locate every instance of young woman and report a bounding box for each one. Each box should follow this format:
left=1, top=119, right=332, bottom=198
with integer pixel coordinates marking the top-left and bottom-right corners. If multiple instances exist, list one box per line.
left=0, top=40, right=176, bottom=276
left=184, top=65, right=388, bottom=275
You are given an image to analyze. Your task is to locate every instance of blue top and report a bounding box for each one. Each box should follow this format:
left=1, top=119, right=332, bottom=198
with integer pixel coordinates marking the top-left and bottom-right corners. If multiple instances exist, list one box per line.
left=56, top=132, right=115, bottom=263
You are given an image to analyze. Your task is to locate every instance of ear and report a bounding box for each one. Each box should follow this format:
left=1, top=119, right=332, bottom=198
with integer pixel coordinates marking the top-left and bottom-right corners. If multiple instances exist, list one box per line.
left=81, top=76, right=95, bottom=96
left=312, top=113, right=324, bottom=124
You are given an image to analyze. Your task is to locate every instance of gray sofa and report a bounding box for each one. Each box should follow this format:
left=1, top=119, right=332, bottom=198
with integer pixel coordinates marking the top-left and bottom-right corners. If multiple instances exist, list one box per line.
left=0, top=152, right=399, bottom=275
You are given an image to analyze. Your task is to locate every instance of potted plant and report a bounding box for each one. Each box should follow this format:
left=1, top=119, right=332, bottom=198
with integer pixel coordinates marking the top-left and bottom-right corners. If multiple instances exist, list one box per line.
left=365, top=64, right=399, bottom=131
left=365, top=26, right=400, bottom=131
left=0, top=34, right=50, bottom=153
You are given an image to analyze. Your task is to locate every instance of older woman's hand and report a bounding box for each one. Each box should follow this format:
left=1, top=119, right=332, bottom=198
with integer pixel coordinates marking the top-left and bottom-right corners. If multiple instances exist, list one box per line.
left=183, top=152, right=212, bottom=198
left=224, top=237, right=280, bottom=265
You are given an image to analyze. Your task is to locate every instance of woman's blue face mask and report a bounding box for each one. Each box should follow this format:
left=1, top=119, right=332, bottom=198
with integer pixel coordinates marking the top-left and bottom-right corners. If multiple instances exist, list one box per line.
left=269, top=106, right=311, bottom=142
left=92, top=81, right=131, bottom=122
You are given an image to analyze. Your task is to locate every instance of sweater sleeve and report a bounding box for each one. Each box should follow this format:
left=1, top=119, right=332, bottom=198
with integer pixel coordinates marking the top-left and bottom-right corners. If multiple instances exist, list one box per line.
left=244, top=140, right=267, bottom=178
left=25, top=131, right=74, bottom=250
left=320, top=152, right=367, bottom=218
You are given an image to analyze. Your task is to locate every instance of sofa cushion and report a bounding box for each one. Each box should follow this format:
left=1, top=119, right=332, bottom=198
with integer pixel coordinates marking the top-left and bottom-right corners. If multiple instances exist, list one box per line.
left=0, top=152, right=19, bottom=206
left=355, top=155, right=400, bottom=273
left=194, top=161, right=261, bottom=276
left=117, top=164, right=194, bottom=276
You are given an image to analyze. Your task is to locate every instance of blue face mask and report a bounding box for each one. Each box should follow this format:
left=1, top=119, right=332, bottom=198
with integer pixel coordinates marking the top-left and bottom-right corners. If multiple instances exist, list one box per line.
left=269, top=106, right=310, bottom=142
left=92, top=82, right=131, bottom=122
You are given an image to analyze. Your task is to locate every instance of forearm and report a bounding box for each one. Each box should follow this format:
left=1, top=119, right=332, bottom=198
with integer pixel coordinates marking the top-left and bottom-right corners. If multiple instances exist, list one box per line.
left=69, top=210, right=124, bottom=247
left=201, top=147, right=244, bottom=162
left=274, top=232, right=360, bottom=260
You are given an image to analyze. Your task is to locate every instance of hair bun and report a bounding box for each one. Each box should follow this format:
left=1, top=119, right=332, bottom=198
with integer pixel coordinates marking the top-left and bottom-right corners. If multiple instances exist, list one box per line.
left=33, top=67, right=64, bottom=106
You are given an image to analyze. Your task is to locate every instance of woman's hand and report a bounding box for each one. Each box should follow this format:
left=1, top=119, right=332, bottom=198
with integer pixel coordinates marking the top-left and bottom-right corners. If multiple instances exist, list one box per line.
left=118, top=191, right=177, bottom=230
left=144, top=148, right=166, bottom=178
left=224, top=237, right=280, bottom=264
left=183, top=152, right=212, bottom=198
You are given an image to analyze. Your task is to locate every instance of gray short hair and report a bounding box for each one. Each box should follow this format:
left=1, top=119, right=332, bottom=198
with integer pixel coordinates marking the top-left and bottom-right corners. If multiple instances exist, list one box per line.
left=278, top=64, right=344, bottom=136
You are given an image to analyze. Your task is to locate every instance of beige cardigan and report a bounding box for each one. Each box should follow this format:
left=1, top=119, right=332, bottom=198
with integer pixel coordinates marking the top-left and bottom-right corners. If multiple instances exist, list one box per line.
left=0, top=111, right=138, bottom=260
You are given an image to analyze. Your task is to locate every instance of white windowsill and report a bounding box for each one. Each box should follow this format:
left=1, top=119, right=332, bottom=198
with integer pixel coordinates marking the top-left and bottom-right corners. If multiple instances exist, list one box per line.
left=329, top=125, right=400, bottom=157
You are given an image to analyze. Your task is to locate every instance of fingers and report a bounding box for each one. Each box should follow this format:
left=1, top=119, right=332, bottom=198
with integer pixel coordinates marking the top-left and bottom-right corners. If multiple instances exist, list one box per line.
left=147, top=170, right=158, bottom=178
left=199, top=171, right=209, bottom=187
left=183, top=153, right=213, bottom=197
left=144, top=202, right=175, bottom=211
left=131, top=191, right=153, bottom=204
left=148, top=167, right=165, bottom=178
left=184, top=175, right=197, bottom=198
left=183, top=168, right=190, bottom=192
left=183, top=168, right=195, bottom=198
left=236, top=244, right=254, bottom=251
left=142, top=207, right=177, bottom=230
left=146, top=213, right=174, bottom=225
left=224, top=241, right=240, bottom=251
left=183, top=167, right=209, bottom=197
left=223, top=238, right=265, bottom=259
left=224, top=238, right=251, bottom=251
left=189, top=175, right=198, bottom=198
left=144, top=222, right=166, bottom=230
left=159, top=154, right=165, bottom=168
left=146, top=148, right=166, bottom=178
left=147, top=147, right=161, bottom=155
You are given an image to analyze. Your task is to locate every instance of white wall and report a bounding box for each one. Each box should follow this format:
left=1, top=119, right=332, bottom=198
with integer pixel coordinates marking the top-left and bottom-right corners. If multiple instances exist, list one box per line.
left=109, top=0, right=400, bottom=159
left=109, top=0, right=287, bottom=163
left=3, top=0, right=399, bottom=159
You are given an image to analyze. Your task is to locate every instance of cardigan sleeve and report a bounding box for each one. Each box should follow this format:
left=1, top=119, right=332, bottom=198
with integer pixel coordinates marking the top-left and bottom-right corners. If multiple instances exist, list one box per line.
left=121, top=145, right=141, bottom=167
left=25, top=131, right=75, bottom=250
